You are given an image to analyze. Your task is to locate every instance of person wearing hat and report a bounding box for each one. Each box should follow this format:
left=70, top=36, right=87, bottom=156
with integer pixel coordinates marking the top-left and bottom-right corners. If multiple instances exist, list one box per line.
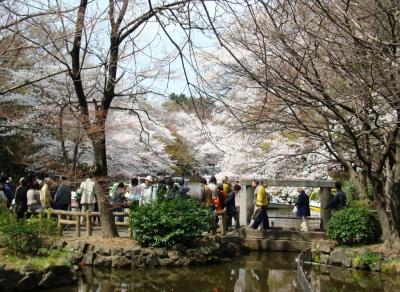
left=140, top=175, right=158, bottom=205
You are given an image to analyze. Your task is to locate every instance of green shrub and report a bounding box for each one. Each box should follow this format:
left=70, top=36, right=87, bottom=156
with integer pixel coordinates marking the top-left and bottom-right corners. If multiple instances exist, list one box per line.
left=129, top=198, right=214, bottom=247
left=0, top=209, right=15, bottom=232
left=327, top=207, right=381, bottom=245
left=1, top=215, right=60, bottom=256
left=361, top=250, right=381, bottom=268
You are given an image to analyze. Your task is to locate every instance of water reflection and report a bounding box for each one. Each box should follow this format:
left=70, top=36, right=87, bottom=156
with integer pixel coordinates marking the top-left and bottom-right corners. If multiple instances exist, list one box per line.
left=307, top=264, right=400, bottom=292
left=49, top=252, right=301, bottom=292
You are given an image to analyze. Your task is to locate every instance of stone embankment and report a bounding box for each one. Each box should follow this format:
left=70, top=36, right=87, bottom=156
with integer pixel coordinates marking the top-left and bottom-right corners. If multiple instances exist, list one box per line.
left=68, top=236, right=243, bottom=269
left=0, top=264, right=77, bottom=292
left=311, top=240, right=400, bottom=273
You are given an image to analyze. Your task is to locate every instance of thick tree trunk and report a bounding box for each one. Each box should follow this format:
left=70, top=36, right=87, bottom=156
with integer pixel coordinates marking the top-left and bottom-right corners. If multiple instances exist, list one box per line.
left=89, top=112, right=108, bottom=177
left=94, top=180, right=119, bottom=238
left=373, top=176, right=400, bottom=248
left=384, top=131, right=400, bottom=248
left=92, top=136, right=108, bottom=176
left=349, top=170, right=369, bottom=200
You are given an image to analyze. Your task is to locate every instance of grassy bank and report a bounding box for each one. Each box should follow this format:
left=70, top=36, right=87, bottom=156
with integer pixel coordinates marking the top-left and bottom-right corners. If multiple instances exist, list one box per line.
left=0, top=248, right=72, bottom=270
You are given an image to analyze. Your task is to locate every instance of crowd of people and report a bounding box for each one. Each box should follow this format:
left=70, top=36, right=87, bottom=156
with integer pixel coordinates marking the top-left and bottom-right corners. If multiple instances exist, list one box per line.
left=0, top=170, right=346, bottom=233
left=0, top=172, right=244, bottom=233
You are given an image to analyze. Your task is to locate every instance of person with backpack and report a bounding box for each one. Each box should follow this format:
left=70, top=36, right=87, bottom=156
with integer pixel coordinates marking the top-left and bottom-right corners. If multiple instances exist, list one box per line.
left=249, top=180, right=269, bottom=230
left=212, top=184, right=227, bottom=235
left=140, top=176, right=157, bottom=205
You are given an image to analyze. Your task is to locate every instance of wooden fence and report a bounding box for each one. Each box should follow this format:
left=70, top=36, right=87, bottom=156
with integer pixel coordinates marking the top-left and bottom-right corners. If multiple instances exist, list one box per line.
left=33, top=209, right=130, bottom=237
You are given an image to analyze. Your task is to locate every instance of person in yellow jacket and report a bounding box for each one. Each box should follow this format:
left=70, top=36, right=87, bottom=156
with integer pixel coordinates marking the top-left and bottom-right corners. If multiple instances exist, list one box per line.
left=249, top=180, right=269, bottom=230
left=222, top=176, right=232, bottom=194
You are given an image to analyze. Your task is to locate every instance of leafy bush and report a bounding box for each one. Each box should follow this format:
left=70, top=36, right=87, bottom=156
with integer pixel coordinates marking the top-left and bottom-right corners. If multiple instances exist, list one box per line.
left=361, top=250, right=381, bottom=267
left=327, top=207, right=381, bottom=245
left=0, top=214, right=60, bottom=256
left=129, top=198, right=214, bottom=247
left=0, top=209, right=15, bottom=232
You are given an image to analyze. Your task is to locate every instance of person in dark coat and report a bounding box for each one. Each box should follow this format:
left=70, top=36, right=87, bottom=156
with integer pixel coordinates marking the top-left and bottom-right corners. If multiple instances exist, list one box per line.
left=325, top=181, right=347, bottom=211
left=112, top=182, right=127, bottom=222
left=226, top=184, right=241, bottom=230
left=295, top=188, right=311, bottom=218
left=15, top=177, right=29, bottom=219
left=53, top=176, right=71, bottom=211
left=177, top=179, right=190, bottom=198
left=4, top=177, right=14, bottom=208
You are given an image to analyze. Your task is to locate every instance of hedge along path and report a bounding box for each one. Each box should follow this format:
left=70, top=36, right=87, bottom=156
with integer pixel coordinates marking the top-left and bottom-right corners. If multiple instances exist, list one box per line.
left=32, top=209, right=131, bottom=238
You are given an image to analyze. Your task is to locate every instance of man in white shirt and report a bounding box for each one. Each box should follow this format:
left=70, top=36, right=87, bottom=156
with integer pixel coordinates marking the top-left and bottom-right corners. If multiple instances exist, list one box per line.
left=139, top=175, right=157, bottom=205
left=78, top=174, right=96, bottom=224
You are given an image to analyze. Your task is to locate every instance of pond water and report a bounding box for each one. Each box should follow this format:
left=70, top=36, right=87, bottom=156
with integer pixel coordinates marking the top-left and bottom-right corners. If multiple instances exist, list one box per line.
left=45, top=251, right=400, bottom=292
left=48, top=252, right=301, bottom=292
left=306, top=263, right=400, bottom=292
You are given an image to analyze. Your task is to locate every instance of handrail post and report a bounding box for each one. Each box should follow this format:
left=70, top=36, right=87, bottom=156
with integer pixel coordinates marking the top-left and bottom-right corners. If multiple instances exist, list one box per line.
left=86, top=210, right=92, bottom=237
left=57, top=214, right=61, bottom=229
left=76, top=215, right=80, bottom=237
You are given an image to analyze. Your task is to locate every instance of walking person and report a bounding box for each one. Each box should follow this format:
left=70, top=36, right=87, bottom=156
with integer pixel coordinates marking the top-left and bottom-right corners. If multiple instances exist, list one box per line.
left=295, top=188, right=311, bottom=231
left=78, top=174, right=96, bottom=224
left=222, top=176, right=232, bottom=194
left=226, top=184, right=241, bottom=230
left=249, top=180, right=269, bottom=230
left=212, top=184, right=227, bottom=235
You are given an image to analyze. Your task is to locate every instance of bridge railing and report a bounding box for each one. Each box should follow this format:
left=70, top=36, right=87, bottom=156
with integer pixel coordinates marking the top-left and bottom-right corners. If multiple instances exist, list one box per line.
left=238, top=179, right=336, bottom=230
